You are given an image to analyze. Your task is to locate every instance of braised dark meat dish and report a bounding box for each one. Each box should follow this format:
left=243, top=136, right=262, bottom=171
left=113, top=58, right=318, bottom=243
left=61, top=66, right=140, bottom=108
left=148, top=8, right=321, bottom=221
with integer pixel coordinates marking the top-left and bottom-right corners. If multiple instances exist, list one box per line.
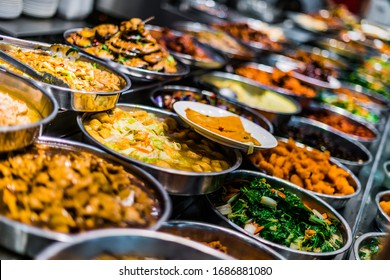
left=211, top=22, right=283, bottom=52
left=155, top=28, right=211, bottom=61
left=66, top=18, right=177, bottom=73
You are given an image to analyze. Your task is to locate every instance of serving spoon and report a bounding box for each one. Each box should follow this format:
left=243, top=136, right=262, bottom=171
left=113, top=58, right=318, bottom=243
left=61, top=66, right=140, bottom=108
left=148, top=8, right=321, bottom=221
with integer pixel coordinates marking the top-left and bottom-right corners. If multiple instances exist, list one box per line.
left=0, top=49, right=70, bottom=88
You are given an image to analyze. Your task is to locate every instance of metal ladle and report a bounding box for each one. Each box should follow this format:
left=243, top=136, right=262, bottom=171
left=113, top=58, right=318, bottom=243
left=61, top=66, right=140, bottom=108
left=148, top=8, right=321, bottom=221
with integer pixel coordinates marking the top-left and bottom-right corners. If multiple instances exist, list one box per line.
left=0, top=49, right=70, bottom=88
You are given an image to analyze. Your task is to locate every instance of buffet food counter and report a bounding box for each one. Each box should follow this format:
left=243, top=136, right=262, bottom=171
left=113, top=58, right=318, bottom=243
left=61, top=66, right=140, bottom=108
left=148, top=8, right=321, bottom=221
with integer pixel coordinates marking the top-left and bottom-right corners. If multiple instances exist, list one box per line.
left=0, top=1, right=390, bottom=260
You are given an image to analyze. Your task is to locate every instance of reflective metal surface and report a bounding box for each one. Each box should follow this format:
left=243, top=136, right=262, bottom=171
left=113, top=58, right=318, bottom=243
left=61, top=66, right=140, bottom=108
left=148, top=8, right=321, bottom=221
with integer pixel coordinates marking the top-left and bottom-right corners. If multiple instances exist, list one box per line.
left=0, top=70, right=58, bottom=152
left=375, top=190, right=390, bottom=232
left=35, top=229, right=233, bottom=260
left=0, top=136, right=171, bottom=257
left=159, top=220, right=285, bottom=260
left=78, top=104, right=242, bottom=195
left=207, top=170, right=353, bottom=260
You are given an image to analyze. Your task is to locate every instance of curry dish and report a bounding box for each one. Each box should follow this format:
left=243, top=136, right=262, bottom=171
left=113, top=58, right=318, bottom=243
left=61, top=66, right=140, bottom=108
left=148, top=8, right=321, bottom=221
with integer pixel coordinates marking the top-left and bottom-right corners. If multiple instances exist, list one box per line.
left=0, top=145, right=159, bottom=233
left=0, top=91, right=41, bottom=126
left=0, top=47, right=123, bottom=92
left=83, top=108, right=232, bottom=173
left=185, top=108, right=261, bottom=146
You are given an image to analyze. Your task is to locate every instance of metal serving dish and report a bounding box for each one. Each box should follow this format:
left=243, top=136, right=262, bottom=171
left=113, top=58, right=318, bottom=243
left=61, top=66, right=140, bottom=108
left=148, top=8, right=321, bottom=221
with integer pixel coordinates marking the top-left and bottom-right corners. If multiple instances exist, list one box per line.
left=316, top=37, right=371, bottom=61
left=195, top=71, right=301, bottom=127
left=146, top=24, right=228, bottom=69
left=0, top=70, right=58, bottom=152
left=375, top=190, right=390, bottom=232
left=333, top=85, right=389, bottom=113
left=150, top=85, right=273, bottom=133
left=300, top=102, right=379, bottom=146
left=229, top=62, right=318, bottom=108
left=250, top=137, right=361, bottom=209
left=35, top=229, right=232, bottom=260
left=206, top=170, right=353, bottom=259
left=353, top=232, right=388, bottom=260
left=158, top=220, right=285, bottom=260
left=173, top=21, right=255, bottom=61
left=0, top=136, right=171, bottom=257
left=77, top=104, right=242, bottom=195
left=280, top=116, right=372, bottom=174
left=264, top=53, right=342, bottom=90
left=63, top=28, right=189, bottom=82
left=0, top=35, right=131, bottom=112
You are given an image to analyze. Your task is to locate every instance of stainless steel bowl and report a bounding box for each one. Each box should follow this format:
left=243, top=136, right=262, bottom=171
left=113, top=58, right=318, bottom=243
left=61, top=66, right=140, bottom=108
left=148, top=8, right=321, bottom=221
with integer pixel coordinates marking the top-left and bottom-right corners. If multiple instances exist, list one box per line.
left=159, top=220, right=285, bottom=260
left=0, top=70, right=58, bottom=152
left=206, top=170, right=353, bottom=259
left=281, top=116, right=373, bottom=174
left=249, top=137, right=362, bottom=209
left=77, top=104, right=242, bottom=195
left=195, top=71, right=301, bottom=127
left=230, top=62, right=318, bottom=108
left=150, top=84, right=273, bottom=133
left=0, top=136, right=171, bottom=257
left=353, top=232, right=388, bottom=260
left=173, top=21, right=255, bottom=61
left=300, top=102, right=379, bottom=146
left=375, top=190, right=390, bottom=232
left=35, top=229, right=233, bottom=260
left=63, top=28, right=190, bottom=82
left=146, top=24, right=228, bottom=69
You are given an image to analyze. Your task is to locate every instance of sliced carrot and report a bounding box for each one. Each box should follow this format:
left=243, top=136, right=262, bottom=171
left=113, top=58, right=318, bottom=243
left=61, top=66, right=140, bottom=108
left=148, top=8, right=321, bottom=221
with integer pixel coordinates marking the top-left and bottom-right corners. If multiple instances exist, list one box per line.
left=254, top=225, right=264, bottom=234
left=135, top=147, right=151, bottom=154
left=322, top=213, right=328, bottom=219
left=270, top=188, right=286, bottom=199
left=303, top=202, right=312, bottom=211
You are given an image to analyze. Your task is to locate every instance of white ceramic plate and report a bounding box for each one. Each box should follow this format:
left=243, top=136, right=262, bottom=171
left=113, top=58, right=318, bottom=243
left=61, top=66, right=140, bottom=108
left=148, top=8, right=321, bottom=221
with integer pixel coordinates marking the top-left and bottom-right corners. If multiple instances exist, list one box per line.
left=173, top=101, right=277, bottom=151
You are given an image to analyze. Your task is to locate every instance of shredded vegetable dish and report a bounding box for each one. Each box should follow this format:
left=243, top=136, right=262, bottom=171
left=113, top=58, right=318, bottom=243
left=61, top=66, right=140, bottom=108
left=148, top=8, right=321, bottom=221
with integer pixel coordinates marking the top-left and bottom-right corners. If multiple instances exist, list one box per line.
left=83, top=108, right=232, bottom=172
left=1, top=48, right=122, bottom=92
left=214, top=177, right=343, bottom=252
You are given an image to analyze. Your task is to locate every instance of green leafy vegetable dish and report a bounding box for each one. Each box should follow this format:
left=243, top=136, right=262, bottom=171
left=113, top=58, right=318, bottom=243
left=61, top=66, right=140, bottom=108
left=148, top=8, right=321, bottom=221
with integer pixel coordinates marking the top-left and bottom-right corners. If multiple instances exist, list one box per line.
left=214, top=177, right=344, bottom=252
left=358, top=237, right=382, bottom=260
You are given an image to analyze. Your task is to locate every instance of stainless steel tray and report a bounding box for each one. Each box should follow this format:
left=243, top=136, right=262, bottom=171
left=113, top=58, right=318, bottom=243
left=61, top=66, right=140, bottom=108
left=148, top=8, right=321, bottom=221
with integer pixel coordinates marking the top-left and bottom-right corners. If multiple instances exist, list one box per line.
left=36, top=228, right=233, bottom=260
left=159, top=220, right=285, bottom=260
left=0, top=35, right=132, bottom=112
left=77, top=103, right=242, bottom=195
left=63, top=28, right=190, bottom=82
left=0, top=136, right=171, bottom=257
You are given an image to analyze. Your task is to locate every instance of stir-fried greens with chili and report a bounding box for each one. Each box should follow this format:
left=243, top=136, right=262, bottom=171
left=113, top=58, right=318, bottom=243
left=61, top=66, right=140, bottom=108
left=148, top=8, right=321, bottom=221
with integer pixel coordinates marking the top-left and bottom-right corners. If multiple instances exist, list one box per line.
left=215, top=177, right=343, bottom=252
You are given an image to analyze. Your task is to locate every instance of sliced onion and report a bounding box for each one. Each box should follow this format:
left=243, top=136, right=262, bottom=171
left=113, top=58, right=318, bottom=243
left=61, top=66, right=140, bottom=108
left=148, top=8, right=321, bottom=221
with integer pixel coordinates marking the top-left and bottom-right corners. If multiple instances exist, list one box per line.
left=312, top=209, right=325, bottom=220
left=216, top=204, right=232, bottom=216
left=260, top=196, right=277, bottom=208
left=121, top=190, right=135, bottom=207
left=244, top=223, right=257, bottom=234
